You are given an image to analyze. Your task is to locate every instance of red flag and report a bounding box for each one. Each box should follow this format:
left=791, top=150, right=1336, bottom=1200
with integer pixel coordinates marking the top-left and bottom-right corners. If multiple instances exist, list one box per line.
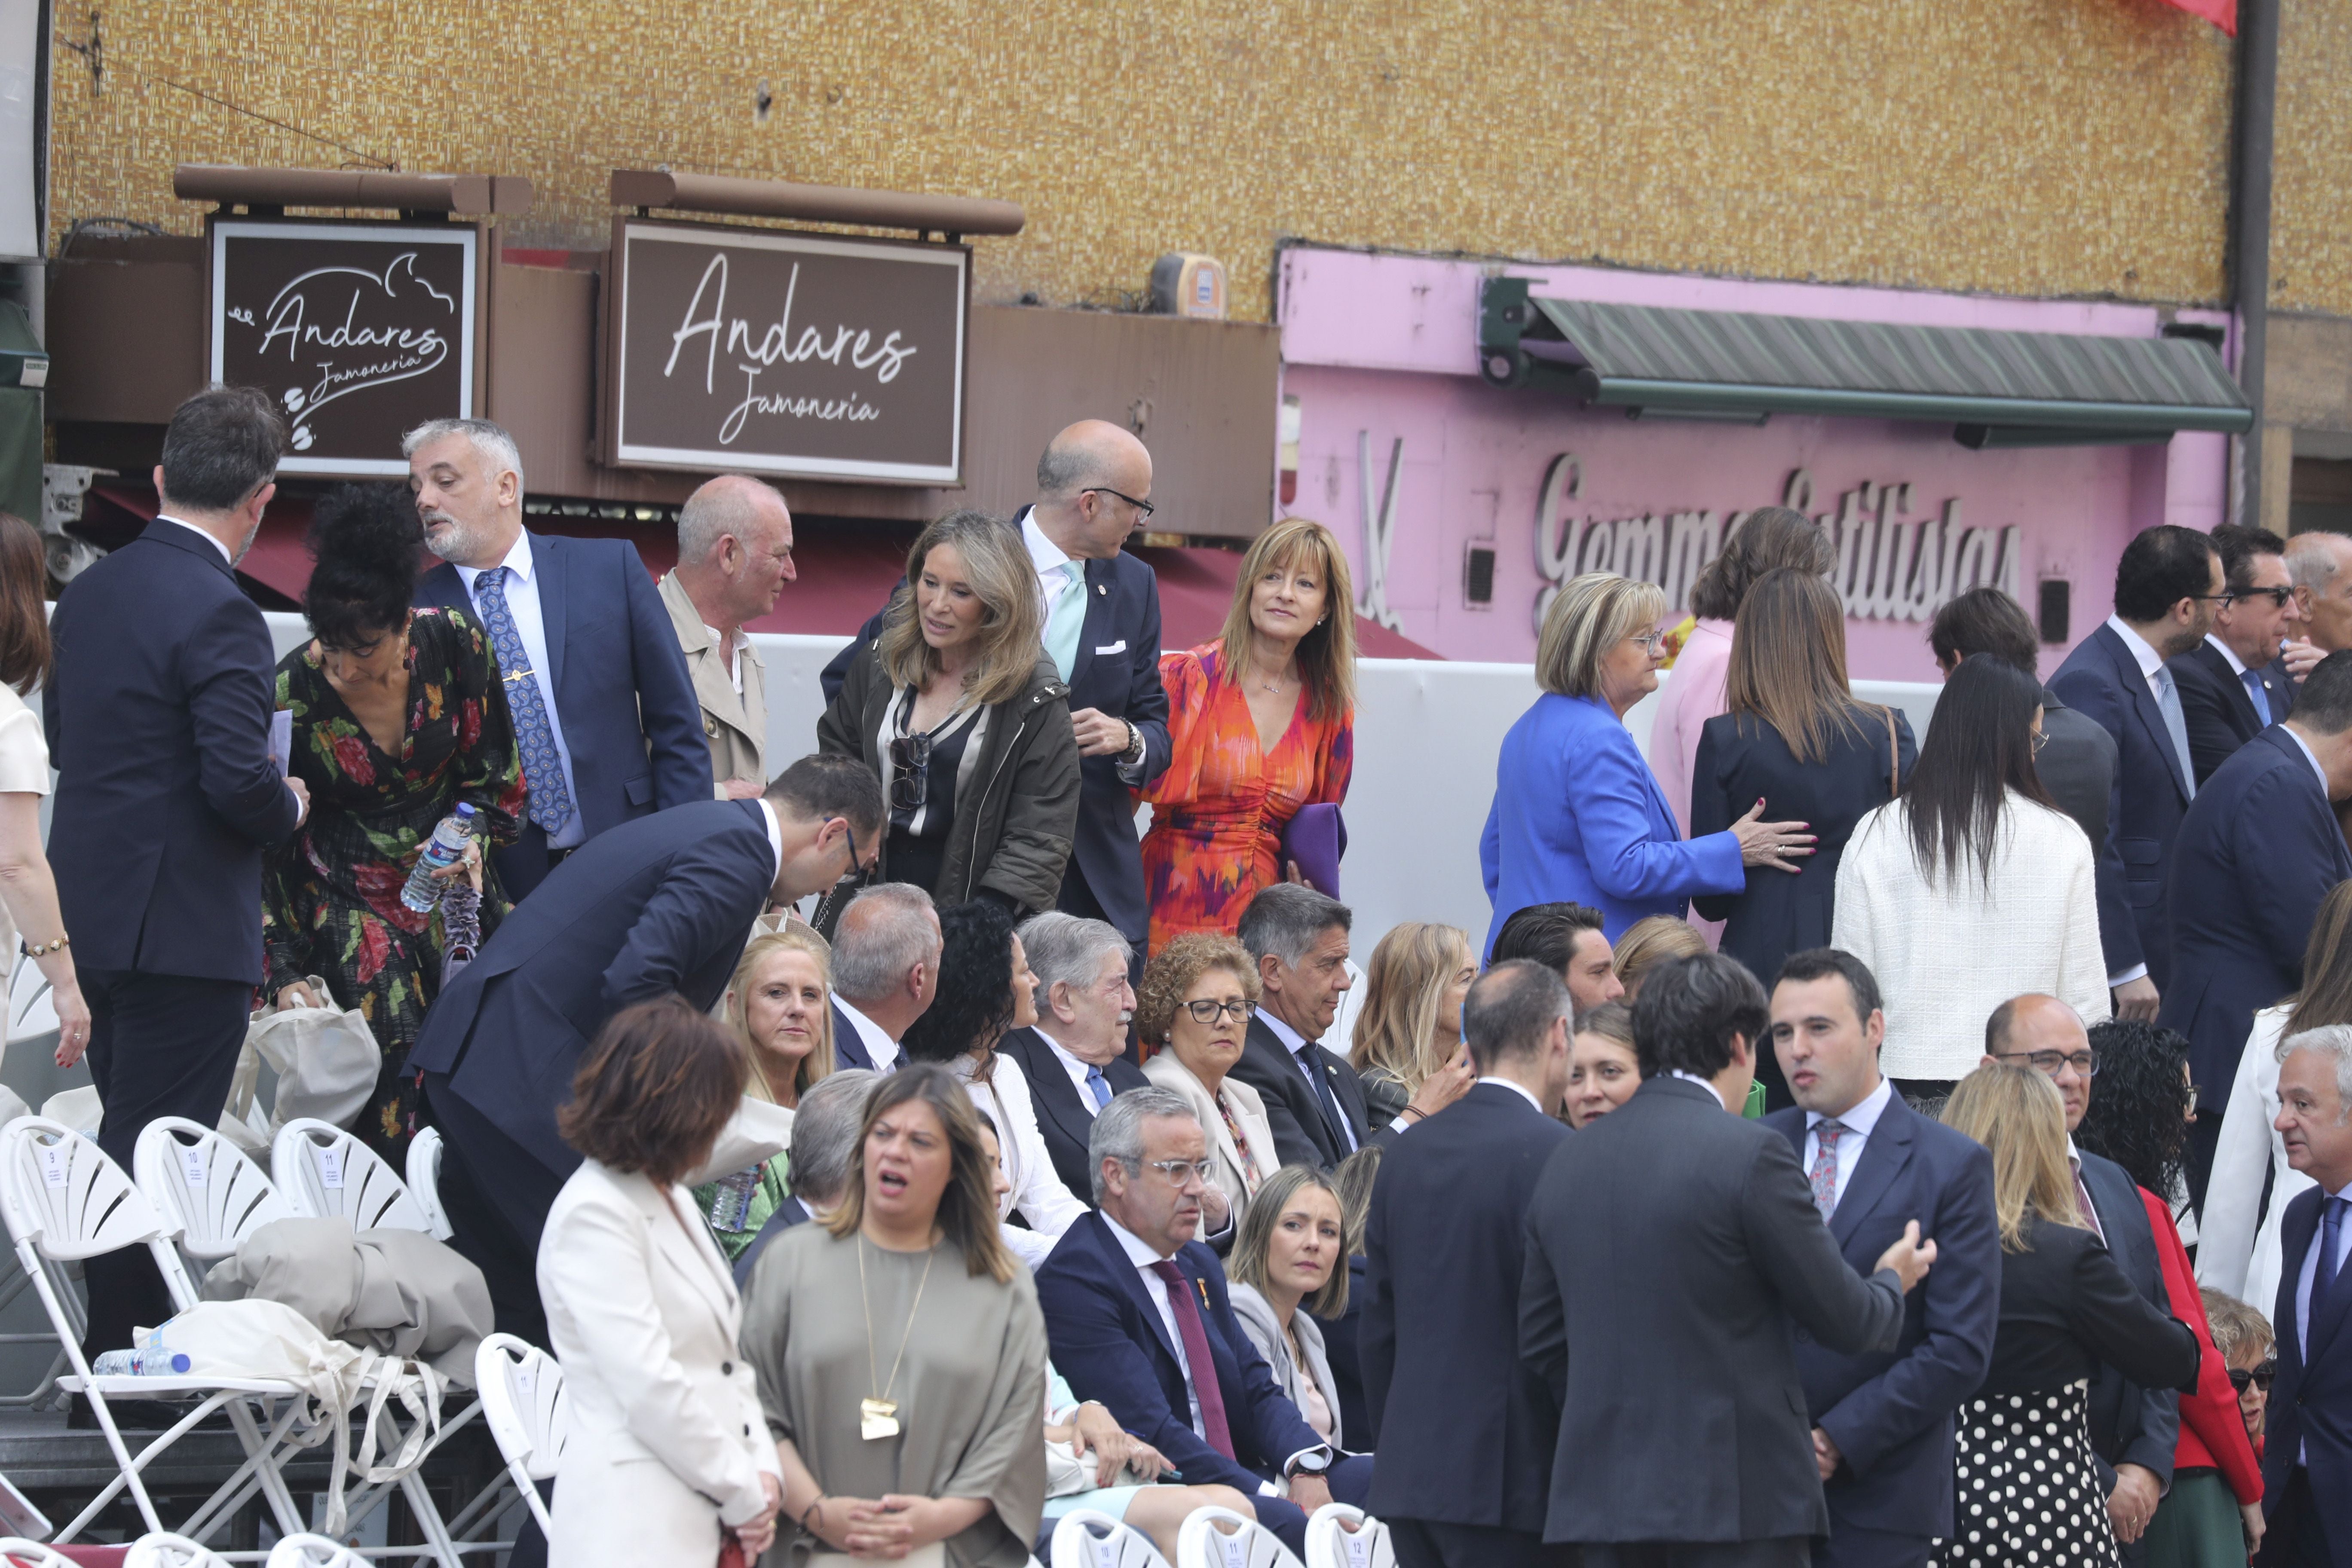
left=2158, top=0, right=2236, bottom=34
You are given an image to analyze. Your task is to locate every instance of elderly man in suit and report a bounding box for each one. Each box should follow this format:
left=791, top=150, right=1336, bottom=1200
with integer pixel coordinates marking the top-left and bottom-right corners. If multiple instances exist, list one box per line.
left=660, top=475, right=795, bottom=798
left=1764, top=949, right=2001, bottom=1568
left=825, top=884, right=939, bottom=1074
left=997, top=912, right=1144, bottom=1200
left=1363, top=961, right=1575, bottom=1568
left=2275, top=530, right=2352, bottom=689
left=2259, top=1025, right=2352, bottom=1566
left=1519, top=953, right=1933, bottom=1568
left=1230, top=884, right=1388, bottom=1165
left=410, top=753, right=880, bottom=1344
left=408, top=418, right=712, bottom=898
left=2171, top=523, right=2300, bottom=785
left=44, top=387, right=309, bottom=1360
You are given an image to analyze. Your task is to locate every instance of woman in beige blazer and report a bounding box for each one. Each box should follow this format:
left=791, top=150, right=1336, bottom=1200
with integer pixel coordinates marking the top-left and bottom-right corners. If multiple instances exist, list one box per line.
left=1137, top=934, right=1279, bottom=1247
left=539, top=998, right=781, bottom=1567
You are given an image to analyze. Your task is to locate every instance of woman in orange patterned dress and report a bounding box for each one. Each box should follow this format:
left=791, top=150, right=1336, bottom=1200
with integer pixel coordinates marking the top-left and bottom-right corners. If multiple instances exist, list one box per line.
left=1139, top=517, right=1357, bottom=953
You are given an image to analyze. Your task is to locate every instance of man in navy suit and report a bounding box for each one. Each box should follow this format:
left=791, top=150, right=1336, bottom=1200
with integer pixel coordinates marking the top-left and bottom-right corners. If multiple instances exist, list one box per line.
left=1233, top=884, right=1384, bottom=1166
left=824, top=883, right=940, bottom=1074
left=998, top=912, right=1144, bottom=1201
left=407, top=418, right=711, bottom=899
left=45, top=387, right=309, bottom=1357
left=2049, top=524, right=2225, bottom=1018
left=2170, top=523, right=2300, bottom=786
left=1036, top=1087, right=1372, bottom=1558
left=411, top=754, right=880, bottom=1343
left=1363, top=961, right=1574, bottom=1568
left=1764, top=950, right=2000, bottom=1568
left=2259, top=1026, right=2352, bottom=1566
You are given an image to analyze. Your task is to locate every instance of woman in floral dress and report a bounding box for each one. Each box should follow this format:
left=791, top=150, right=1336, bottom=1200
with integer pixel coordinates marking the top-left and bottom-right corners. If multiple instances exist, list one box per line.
left=264, top=486, right=525, bottom=1156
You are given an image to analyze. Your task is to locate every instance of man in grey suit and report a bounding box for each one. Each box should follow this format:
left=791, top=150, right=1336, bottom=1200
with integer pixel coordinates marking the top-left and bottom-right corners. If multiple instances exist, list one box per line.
left=1519, top=954, right=1936, bottom=1568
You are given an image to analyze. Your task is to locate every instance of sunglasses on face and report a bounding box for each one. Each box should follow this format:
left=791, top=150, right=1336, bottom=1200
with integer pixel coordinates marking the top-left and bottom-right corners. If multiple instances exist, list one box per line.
left=2230, top=586, right=2295, bottom=609
left=2227, top=1361, right=2277, bottom=1393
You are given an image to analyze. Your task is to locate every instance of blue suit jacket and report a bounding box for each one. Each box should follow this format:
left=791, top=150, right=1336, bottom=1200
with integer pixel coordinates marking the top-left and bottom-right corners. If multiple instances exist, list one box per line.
left=1036, top=1210, right=1323, bottom=1498
left=829, top=997, right=897, bottom=1075
left=2263, top=1186, right=2352, bottom=1550
left=1481, top=692, right=1743, bottom=953
left=2160, top=726, right=2352, bottom=1111
left=46, top=520, right=301, bottom=984
left=2049, top=623, right=2195, bottom=987
left=1764, top=1093, right=2001, bottom=1540
left=416, top=532, right=711, bottom=841
left=2170, top=639, right=2297, bottom=785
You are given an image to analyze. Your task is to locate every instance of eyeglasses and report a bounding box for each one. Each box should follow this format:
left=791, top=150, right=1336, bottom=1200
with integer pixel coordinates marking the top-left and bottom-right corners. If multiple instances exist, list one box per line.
left=2229, top=586, right=2296, bottom=609
left=1142, top=1158, right=1216, bottom=1187
left=2226, top=1360, right=2277, bottom=1393
left=1625, top=631, right=1667, bottom=656
left=1082, top=486, right=1156, bottom=521
left=1182, top=998, right=1253, bottom=1025
left=888, top=733, right=931, bottom=811
left=1992, top=1047, right=2099, bottom=1078
left=2031, top=729, right=2050, bottom=754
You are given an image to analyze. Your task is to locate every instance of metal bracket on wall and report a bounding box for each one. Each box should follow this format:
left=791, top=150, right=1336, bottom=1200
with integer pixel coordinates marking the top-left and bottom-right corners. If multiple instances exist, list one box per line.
left=60, top=9, right=102, bottom=95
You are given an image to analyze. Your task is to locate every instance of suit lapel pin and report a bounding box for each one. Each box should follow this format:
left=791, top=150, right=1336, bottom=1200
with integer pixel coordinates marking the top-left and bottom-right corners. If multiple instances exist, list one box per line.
left=1197, top=1278, right=1213, bottom=1311
left=1097, top=584, right=1107, bottom=596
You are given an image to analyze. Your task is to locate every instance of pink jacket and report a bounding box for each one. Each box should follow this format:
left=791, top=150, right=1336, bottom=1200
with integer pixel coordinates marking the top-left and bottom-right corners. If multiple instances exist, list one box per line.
left=1648, top=619, right=1734, bottom=837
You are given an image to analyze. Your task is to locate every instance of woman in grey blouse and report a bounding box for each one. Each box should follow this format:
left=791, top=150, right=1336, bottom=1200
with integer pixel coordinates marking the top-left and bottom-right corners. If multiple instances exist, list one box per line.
left=1223, top=1164, right=1352, bottom=1451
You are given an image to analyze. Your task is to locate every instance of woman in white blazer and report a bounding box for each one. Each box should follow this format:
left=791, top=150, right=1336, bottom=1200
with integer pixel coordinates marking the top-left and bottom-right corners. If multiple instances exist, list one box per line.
left=1832, top=656, right=2109, bottom=1096
left=1136, top=934, right=1280, bottom=1246
left=539, top=998, right=781, bottom=1567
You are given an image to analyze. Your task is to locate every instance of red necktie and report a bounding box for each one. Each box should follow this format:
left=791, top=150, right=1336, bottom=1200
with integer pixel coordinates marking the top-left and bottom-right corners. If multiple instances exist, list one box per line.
left=1151, top=1259, right=1235, bottom=1458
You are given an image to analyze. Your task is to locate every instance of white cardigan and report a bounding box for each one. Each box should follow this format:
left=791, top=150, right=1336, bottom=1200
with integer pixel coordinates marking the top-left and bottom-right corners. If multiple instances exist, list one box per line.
left=954, top=1049, right=1089, bottom=1269
left=1832, top=792, right=2111, bottom=1081
left=2197, top=1004, right=2316, bottom=1316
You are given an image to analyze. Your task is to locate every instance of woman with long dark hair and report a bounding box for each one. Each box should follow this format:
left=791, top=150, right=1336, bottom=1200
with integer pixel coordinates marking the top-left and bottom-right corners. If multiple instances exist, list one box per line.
left=1833, top=655, right=2107, bottom=1102
left=0, top=513, right=88, bottom=1066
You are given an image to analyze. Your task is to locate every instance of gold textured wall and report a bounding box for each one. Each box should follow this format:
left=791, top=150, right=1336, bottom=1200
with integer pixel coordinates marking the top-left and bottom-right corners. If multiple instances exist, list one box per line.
left=47, top=0, right=2245, bottom=323
left=2273, top=2, right=2352, bottom=316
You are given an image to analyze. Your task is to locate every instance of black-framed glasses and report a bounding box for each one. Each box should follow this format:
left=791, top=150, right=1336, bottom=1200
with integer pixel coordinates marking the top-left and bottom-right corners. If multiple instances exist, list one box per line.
left=2227, top=1360, right=2277, bottom=1393
left=1082, top=486, right=1156, bottom=521
left=1993, top=1047, right=2098, bottom=1078
left=2229, top=585, right=2296, bottom=609
left=888, top=733, right=931, bottom=811
left=1182, top=998, right=1252, bottom=1025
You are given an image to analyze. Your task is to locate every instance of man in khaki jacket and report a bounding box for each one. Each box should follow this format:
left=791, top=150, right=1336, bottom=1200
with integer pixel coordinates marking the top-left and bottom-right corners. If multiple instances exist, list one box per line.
left=661, top=475, right=796, bottom=798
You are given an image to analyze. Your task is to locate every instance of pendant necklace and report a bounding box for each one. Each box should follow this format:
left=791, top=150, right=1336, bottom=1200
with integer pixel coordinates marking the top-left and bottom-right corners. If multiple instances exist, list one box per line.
left=857, top=1233, right=936, bottom=1440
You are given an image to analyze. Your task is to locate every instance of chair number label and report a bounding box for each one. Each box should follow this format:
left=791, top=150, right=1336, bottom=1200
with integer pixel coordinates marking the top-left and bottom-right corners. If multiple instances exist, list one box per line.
left=38, top=1145, right=64, bottom=1188
left=315, top=1147, right=344, bottom=1189
left=514, top=1366, right=534, bottom=1397
left=1221, top=1537, right=1247, bottom=1568
left=1349, top=1536, right=1371, bottom=1567
left=1093, top=1543, right=1116, bottom=1568
left=182, top=1148, right=208, bottom=1189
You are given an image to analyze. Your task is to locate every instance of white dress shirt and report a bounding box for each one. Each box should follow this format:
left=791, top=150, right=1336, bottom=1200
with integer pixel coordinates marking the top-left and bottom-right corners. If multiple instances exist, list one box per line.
left=1669, top=1070, right=1727, bottom=1110
left=1803, top=1077, right=1894, bottom=1213
left=1101, top=1212, right=1204, bottom=1438
left=2282, top=724, right=2331, bottom=796
left=2106, top=615, right=2171, bottom=706
left=455, top=531, right=586, bottom=848
left=2066, top=1136, right=2107, bottom=1243
left=1476, top=1076, right=1544, bottom=1115
left=700, top=622, right=751, bottom=695
left=833, top=997, right=901, bottom=1073
left=1035, top=1026, right=1106, bottom=1116
left=755, top=798, right=783, bottom=876
left=1023, top=511, right=1081, bottom=626
left=1256, top=1008, right=1360, bottom=1155
left=156, top=514, right=232, bottom=564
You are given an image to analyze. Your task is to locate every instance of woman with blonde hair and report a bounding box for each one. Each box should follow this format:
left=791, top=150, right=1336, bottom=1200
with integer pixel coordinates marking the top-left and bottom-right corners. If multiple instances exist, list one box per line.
left=1564, top=1000, right=1641, bottom=1129
left=1610, top=915, right=1710, bottom=1000
left=1348, top=922, right=1479, bottom=1129
left=692, top=925, right=837, bottom=1260
left=1225, top=1164, right=1351, bottom=1448
left=1140, top=517, right=1358, bottom=948
left=1136, top=934, right=1279, bottom=1241
left=1482, top=572, right=1812, bottom=958
left=1935, top=1064, right=2200, bottom=1568
left=818, top=508, right=1081, bottom=915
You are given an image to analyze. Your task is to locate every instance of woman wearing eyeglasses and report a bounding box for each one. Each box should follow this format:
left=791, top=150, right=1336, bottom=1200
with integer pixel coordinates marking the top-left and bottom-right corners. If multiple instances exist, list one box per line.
left=1481, top=571, right=1812, bottom=958
left=817, top=509, right=1081, bottom=919
left=1136, top=934, right=1279, bottom=1245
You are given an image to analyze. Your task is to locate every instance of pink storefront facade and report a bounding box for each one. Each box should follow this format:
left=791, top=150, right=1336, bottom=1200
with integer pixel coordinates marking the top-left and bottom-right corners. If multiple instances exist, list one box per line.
left=1275, top=247, right=2237, bottom=683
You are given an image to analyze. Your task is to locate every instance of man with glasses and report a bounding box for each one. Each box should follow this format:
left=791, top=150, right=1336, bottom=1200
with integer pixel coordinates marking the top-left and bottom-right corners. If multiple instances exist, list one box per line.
left=2171, top=524, right=2301, bottom=786
left=1982, top=993, right=2179, bottom=1556
left=1036, top=1087, right=1373, bottom=1558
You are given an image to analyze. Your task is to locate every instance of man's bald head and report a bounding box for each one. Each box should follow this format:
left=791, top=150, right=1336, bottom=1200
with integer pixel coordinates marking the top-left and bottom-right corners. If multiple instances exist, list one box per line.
left=1032, top=420, right=1153, bottom=560
left=1984, top=992, right=2094, bottom=1130
left=674, top=474, right=795, bottom=630
left=2290, top=530, right=2352, bottom=653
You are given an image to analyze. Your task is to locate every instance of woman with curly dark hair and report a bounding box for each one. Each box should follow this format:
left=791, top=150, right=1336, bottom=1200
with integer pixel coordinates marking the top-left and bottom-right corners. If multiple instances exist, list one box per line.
left=900, top=900, right=1086, bottom=1265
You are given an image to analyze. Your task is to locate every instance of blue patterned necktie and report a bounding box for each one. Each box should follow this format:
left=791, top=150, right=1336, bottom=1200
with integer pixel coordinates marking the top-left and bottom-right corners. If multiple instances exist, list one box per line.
left=1084, top=1064, right=1113, bottom=1111
left=473, top=566, right=575, bottom=834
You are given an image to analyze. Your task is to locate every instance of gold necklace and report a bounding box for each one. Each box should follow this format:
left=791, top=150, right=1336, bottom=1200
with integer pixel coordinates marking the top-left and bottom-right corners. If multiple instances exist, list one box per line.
left=856, top=1232, right=936, bottom=1440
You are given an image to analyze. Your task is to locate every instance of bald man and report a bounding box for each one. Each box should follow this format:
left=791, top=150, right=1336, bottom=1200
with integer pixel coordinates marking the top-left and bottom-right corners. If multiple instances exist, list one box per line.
left=2277, top=530, right=2352, bottom=687
left=822, top=420, right=1171, bottom=953
left=663, top=475, right=797, bottom=798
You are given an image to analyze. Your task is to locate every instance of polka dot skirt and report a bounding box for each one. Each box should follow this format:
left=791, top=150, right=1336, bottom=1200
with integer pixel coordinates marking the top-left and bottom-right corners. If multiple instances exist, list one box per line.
left=1933, top=1379, right=2119, bottom=1568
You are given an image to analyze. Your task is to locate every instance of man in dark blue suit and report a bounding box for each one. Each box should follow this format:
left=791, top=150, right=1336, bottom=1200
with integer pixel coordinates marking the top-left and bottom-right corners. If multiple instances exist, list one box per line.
left=2049, top=524, right=2225, bottom=1017
left=998, top=912, right=1144, bottom=1200
left=45, top=387, right=309, bottom=1356
left=2259, top=1027, right=2352, bottom=1567
left=2169, top=524, right=2299, bottom=786
left=1362, top=961, right=1574, bottom=1568
left=2162, top=652, right=2352, bottom=1211
left=407, top=418, right=711, bottom=899
left=410, top=754, right=880, bottom=1343
left=1764, top=950, right=2000, bottom=1568
left=1036, top=1087, right=1371, bottom=1558
left=822, top=420, right=1170, bottom=963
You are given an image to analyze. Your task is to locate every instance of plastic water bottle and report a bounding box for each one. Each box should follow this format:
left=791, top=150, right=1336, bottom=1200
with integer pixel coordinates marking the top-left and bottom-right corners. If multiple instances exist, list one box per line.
left=400, top=803, right=478, bottom=913
left=91, top=1348, right=191, bottom=1376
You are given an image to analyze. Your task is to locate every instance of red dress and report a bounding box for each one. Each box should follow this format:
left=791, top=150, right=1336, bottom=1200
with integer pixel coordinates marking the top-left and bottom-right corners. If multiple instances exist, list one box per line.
left=2138, top=1187, right=2264, bottom=1505
left=1138, top=644, right=1354, bottom=952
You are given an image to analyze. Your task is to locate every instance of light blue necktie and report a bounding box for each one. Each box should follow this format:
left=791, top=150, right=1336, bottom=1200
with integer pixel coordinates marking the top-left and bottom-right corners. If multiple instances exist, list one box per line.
left=2155, top=666, right=2196, bottom=799
left=1084, top=1064, right=1112, bottom=1111
left=2243, top=667, right=2273, bottom=726
left=473, top=566, right=575, bottom=834
left=1042, top=563, right=1085, bottom=683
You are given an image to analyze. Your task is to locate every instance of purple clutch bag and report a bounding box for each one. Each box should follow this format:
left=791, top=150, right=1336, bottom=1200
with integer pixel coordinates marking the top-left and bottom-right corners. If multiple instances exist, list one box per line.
left=1281, top=804, right=1348, bottom=898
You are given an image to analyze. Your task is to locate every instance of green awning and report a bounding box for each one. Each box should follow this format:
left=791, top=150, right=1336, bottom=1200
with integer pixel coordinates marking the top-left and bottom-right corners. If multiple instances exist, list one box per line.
left=1477, top=281, right=2253, bottom=446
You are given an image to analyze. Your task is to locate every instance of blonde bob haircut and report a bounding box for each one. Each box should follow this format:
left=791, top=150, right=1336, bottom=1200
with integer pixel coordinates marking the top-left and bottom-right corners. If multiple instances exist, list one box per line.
left=1941, top=1062, right=2086, bottom=1253
left=1218, top=517, right=1358, bottom=723
left=1135, top=934, right=1261, bottom=1054
left=724, top=925, right=837, bottom=1106
left=878, top=509, right=1045, bottom=708
left=1230, top=1163, right=1350, bottom=1318
left=1537, top=572, right=1669, bottom=699
left=1349, top=922, right=1473, bottom=1096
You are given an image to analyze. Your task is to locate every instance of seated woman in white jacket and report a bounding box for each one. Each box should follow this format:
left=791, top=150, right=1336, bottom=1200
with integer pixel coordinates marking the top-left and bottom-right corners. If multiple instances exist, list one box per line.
left=1832, top=655, right=2109, bottom=1101
left=1224, top=1164, right=1351, bottom=1450
left=538, top=997, right=781, bottom=1567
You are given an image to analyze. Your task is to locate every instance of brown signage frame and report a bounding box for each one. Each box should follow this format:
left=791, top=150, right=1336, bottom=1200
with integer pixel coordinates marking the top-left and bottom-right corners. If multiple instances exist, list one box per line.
left=205, top=215, right=490, bottom=478
left=600, top=215, right=970, bottom=487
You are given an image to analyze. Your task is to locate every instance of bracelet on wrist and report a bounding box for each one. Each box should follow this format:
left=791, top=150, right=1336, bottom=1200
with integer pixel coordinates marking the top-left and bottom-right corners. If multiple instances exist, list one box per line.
left=21, top=934, right=66, bottom=957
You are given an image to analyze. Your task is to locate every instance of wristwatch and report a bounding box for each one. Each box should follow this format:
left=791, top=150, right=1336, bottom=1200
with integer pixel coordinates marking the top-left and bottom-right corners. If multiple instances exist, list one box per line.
left=1118, top=720, right=1146, bottom=767
left=1283, top=1446, right=1333, bottom=1479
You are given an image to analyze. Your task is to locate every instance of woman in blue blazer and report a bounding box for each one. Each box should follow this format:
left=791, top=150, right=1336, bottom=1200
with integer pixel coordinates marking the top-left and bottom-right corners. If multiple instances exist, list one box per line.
left=1481, top=573, right=1812, bottom=957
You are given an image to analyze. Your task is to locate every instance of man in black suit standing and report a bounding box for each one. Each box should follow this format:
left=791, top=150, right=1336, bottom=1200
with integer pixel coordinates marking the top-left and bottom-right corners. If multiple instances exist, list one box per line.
left=1764, top=950, right=2001, bottom=1568
left=1231, top=884, right=1389, bottom=1165
left=1363, top=960, right=1574, bottom=1568
left=45, top=387, right=309, bottom=1357
left=1519, top=953, right=1933, bottom=1568
left=2170, top=523, right=2300, bottom=784
left=825, top=884, right=940, bottom=1074
left=2258, top=1025, right=2352, bottom=1567
left=410, top=753, right=880, bottom=1342
left=998, top=912, right=1144, bottom=1200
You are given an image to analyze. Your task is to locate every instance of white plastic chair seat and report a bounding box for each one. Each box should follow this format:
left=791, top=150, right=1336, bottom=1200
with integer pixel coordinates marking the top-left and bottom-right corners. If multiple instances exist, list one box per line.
left=264, top=1532, right=371, bottom=1567
left=1176, top=1506, right=1305, bottom=1568
left=133, top=1116, right=296, bottom=1271
left=271, top=1118, right=432, bottom=1233
left=59, top=1374, right=309, bottom=1397
left=1303, top=1504, right=1393, bottom=1568
left=125, top=1534, right=234, bottom=1567
left=1051, top=1508, right=1171, bottom=1568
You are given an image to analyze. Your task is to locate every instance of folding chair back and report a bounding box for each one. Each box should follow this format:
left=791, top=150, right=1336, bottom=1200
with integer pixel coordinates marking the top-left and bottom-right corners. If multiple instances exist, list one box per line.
left=1051, top=1508, right=1172, bottom=1568
left=0, top=1117, right=193, bottom=1299
left=270, top=1119, right=430, bottom=1233
left=125, top=1535, right=234, bottom=1567
left=1176, top=1507, right=1305, bottom=1568
left=0, top=1539, right=81, bottom=1567
left=1302, top=1504, right=1393, bottom=1568
left=403, top=1127, right=455, bottom=1241
left=474, top=1333, right=568, bottom=1531
left=133, top=1117, right=295, bottom=1282
left=263, top=1533, right=370, bottom=1568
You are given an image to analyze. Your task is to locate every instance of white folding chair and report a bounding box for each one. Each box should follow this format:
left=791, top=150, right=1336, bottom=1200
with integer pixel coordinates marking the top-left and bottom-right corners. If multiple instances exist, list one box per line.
left=1302, top=1504, right=1393, bottom=1568
left=0, top=1540, right=80, bottom=1567
left=1175, top=1506, right=1304, bottom=1568
left=124, top=1534, right=234, bottom=1568
left=403, top=1127, right=455, bottom=1242
left=265, top=1534, right=371, bottom=1568
left=133, top=1116, right=297, bottom=1282
left=473, top=1334, right=568, bottom=1533
left=1050, top=1508, right=1171, bottom=1568
left=271, top=1119, right=433, bottom=1233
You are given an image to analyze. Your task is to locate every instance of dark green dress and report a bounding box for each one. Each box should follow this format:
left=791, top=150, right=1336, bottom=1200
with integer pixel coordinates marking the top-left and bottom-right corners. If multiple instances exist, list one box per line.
left=263, top=608, right=527, bottom=1157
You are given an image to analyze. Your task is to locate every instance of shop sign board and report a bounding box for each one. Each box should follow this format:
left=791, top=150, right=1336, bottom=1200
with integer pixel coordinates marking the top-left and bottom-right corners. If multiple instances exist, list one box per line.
left=604, top=217, right=967, bottom=485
